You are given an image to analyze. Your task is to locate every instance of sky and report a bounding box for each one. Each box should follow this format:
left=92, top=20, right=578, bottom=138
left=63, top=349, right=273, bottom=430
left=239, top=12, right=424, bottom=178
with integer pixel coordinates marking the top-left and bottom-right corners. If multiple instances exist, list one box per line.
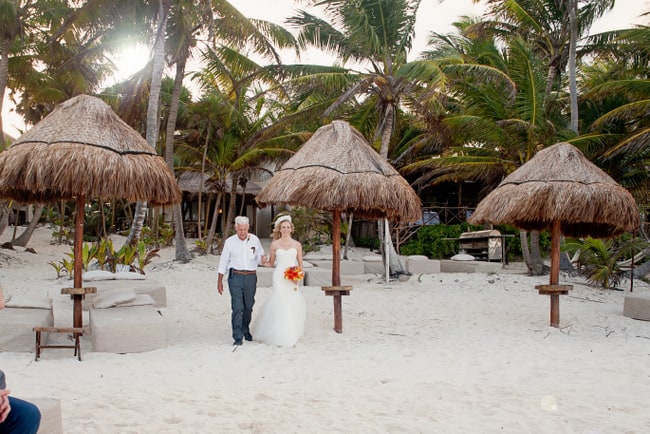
left=2, top=0, right=649, bottom=138
left=230, top=0, right=649, bottom=63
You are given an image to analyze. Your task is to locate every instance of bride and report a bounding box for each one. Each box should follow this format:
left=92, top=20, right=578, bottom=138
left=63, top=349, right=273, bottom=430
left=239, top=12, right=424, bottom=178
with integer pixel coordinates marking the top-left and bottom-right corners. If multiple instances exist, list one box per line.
left=251, top=215, right=307, bottom=347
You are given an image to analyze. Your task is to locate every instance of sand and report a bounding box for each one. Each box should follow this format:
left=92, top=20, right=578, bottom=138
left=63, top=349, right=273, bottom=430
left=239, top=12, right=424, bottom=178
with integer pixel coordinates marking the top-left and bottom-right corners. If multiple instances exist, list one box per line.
left=1, top=225, right=649, bottom=433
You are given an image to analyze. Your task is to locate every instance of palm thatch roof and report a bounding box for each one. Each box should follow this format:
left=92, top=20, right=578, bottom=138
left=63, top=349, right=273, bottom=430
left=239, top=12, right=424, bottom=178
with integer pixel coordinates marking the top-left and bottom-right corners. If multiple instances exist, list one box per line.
left=177, top=171, right=219, bottom=195
left=256, top=120, right=421, bottom=222
left=0, top=94, right=181, bottom=205
left=469, top=142, right=639, bottom=238
left=177, top=171, right=263, bottom=196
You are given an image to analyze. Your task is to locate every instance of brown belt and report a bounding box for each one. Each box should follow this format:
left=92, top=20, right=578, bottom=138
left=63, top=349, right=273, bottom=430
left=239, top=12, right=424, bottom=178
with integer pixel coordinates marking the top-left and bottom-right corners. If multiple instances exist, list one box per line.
left=231, top=269, right=256, bottom=275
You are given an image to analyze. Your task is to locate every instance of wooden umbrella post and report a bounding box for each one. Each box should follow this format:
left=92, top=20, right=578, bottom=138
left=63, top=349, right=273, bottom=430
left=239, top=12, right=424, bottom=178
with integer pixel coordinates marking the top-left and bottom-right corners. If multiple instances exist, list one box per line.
left=322, top=209, right=352, bottom=333
left=73, top=194, right=85, bottom=329
left=536, top=220, right=571, bottom=327
left=66, top=194, right=95, bottom=329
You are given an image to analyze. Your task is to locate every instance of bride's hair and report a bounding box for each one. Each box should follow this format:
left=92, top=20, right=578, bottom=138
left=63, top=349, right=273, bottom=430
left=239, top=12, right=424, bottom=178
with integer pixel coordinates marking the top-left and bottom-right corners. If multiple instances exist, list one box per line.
left=272, top=215, right=293, bottom=240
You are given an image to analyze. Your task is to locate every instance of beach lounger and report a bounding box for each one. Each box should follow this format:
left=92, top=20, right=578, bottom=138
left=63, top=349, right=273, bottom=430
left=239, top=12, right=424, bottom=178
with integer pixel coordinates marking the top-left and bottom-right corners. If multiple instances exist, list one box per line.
left=81, top=274, right=167, bottom=310
left=0, top=295, right=53, bottom=352
left=88, top=290, right=167, bottom=353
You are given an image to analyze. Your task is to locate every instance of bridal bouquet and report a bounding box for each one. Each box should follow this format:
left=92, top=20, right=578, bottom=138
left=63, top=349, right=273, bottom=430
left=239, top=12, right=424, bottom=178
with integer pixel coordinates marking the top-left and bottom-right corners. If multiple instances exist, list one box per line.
left=284, top=266, right=305, bottom=291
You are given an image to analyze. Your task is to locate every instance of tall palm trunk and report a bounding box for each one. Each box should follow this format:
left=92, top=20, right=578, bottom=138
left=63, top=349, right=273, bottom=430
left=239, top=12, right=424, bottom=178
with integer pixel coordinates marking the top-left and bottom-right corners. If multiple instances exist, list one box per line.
left=529, top=230, right=545, bottom=275
left=206, top=192, right=223, bottom=252
left=568, top=0, right=579, bottom=134
left=0, top=38, right=10, bottom=144
left=217, top=178, right=238, bottom=252
left=165, top=55, right=191, bottom=261
left=125, top=0, right=169, bottom=247
left=0, top=201, right=10, bottom=236
left=12, top=204, right=44, bottom=247
left=521, top=229, right=545, bottom=275
left=376, top=104, right=407, bottom=275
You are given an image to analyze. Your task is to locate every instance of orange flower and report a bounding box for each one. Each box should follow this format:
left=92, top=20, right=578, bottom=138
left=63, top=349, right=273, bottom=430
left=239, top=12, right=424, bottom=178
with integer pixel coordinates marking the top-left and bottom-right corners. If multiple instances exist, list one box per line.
left=284, top=265, right=305, bottom=282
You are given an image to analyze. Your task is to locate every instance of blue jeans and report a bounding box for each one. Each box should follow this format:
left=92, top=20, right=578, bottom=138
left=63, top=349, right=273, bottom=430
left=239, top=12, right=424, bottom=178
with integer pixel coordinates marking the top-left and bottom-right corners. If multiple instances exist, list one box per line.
left=0, top=397, right=41, bottom=434
left=228, top=271, right=257, bottom=342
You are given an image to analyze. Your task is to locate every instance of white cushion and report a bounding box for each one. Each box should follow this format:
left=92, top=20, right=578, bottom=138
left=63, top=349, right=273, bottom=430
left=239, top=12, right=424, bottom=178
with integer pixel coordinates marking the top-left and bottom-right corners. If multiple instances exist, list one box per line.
left=83, top=270, right=116, bottom=281
left=114, top=294, right=155, bottom=308
left=4, top=295, right=52, bottom=309
left=113, top=272, right=146, bottom=280
left=362, top=255, right=383, bottom=262
left=408, top=255, right=429, bottom=261
left=92, top=288, right=137, bottom=309
left=451, top=253, right=475, bottom=261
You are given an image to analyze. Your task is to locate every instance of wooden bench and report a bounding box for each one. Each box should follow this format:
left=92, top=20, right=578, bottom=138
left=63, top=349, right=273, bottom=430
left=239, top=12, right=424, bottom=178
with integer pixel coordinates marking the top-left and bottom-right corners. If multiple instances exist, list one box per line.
left=33, top=327, right=84, bottom=361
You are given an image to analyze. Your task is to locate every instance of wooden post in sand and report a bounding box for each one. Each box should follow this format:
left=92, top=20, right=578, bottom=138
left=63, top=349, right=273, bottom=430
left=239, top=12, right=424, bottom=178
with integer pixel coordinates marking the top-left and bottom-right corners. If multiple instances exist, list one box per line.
left=321, top=209, right=352, bottom=333
left=536, top=220, right=572, bottom=327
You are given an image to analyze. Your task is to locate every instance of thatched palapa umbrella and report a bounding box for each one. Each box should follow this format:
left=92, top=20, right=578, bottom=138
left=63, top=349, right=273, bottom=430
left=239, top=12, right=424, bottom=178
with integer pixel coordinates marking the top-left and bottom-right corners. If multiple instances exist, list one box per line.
left=256, top=120, right=421, bottom=332
left=0, top=94, right=181, bottom=330
left=469, top=142, right=639, bottom=326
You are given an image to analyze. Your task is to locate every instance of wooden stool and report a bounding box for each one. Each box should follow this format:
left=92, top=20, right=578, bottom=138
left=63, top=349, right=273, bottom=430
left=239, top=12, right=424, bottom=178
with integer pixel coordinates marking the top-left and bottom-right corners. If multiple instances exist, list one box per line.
left=322, top=286, right=352, bottom=333
left=535, top=284, right=573, bottom=328
left=33, top=326, right=84, bottom=361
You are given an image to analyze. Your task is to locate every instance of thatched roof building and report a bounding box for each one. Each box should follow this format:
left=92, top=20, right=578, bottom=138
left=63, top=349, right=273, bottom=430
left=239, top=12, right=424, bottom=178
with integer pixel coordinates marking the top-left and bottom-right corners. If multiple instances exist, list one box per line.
left=0, top=94, right=181, bottom=206
left=469, top=142, right=639, bottom=238
left=256, top=120, right=421, bottom=222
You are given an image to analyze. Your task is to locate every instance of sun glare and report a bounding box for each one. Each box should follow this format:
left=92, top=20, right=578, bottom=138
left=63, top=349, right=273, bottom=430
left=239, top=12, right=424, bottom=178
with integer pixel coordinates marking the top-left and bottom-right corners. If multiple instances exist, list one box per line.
left=111, top=44, right=150, bottom=83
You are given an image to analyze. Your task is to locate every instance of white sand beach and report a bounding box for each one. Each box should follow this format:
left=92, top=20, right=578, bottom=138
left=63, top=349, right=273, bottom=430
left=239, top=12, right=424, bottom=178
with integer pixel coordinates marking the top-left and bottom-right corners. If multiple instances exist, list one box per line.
left=1, top=226, right=649, bottom=433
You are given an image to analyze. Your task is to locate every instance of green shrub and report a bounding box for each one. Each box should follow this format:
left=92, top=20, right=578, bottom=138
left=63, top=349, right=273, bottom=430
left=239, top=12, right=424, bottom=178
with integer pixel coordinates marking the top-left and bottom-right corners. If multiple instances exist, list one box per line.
left=400, top=223, right=480, bottom=259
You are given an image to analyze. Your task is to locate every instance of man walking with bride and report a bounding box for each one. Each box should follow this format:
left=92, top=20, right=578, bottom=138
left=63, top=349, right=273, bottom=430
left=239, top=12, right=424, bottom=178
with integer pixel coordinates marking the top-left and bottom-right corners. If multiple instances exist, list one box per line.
left=217, top=216, right=266, bottom=346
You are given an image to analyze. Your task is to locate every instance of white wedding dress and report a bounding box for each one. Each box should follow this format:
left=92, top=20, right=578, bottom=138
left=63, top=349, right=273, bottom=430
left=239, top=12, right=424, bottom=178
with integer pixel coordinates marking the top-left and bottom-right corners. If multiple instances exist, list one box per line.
left=252, top=248, right=306, bottom=347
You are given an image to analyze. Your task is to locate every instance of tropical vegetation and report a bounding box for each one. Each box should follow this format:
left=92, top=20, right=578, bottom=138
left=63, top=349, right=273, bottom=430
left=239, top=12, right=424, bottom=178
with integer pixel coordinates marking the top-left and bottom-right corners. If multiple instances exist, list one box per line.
left=0, top=0, right=647, bottom=279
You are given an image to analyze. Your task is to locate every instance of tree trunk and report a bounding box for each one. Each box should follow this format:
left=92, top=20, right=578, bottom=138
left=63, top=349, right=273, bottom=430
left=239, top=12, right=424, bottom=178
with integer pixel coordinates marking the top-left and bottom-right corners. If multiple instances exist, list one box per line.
left=529, top=230, right=545, bottom=275
left=217, top=179, right=238, bottom=252
left=520, top=229, right=532, bottom=271
left=375, top=104, right=407, bottom=275
left=0, top=201, right=9, bottom=236
left=206, top=192, right=223, bottom=253
left=198, top=127, right=210, bottom=240
left=12, top=204, right=44, bottom=247
left=125, top=0, right=169, bottom=247
left=568, top=0, right=579, bottom=133
left=343, top=213, right=353, bottom=260
left=0, top=37, right=11, bottom=144
left=165, top=55, right=191, bottom=262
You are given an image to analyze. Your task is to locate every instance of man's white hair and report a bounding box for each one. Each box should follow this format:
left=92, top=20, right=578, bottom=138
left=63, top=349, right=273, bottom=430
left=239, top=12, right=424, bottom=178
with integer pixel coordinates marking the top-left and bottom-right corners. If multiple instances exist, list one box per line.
left=234, top=216, right=249, bottom=226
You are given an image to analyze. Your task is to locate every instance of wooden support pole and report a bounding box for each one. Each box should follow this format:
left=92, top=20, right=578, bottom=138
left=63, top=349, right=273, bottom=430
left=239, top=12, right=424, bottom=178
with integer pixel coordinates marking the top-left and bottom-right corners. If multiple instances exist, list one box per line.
left=331, top=209, right=342, bottom=332
left=549, top=220, right=561, bottom=327
left=536, top=284, right=572, bottom=328
left=322, top=286, right=352, bottom=334
left=73, top=195, right=85, bottom=329
left=550, top=294, right=560, bottom=328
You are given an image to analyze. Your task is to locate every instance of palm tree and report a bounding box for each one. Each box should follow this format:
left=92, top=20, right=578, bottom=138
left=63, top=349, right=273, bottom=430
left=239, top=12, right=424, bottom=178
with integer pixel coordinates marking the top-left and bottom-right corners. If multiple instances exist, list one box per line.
left=287, top=0, right=445, bottom=275
left=405, top=18, right=573, bottom=273
left=123, top=0, right=298, bottom=257
left=124, top=0, right=170, bottom=248
left=471, top=0, right=615, bottom=108
left=188, top=44, right=313, bottom=251
left=1, top=0, right=149, bottom=247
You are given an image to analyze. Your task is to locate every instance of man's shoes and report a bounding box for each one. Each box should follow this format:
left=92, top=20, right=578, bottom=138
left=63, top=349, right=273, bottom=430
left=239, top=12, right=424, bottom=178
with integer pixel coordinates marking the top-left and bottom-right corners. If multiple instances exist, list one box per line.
left=233, top=339, right=243, bottom=346
left=244, top=333, right=253, bottom=342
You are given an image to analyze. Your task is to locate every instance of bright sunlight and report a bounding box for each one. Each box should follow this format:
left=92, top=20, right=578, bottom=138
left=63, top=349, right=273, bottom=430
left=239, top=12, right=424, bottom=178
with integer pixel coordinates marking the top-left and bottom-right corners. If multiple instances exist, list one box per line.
left=110, top=44, right=150, bottom=84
